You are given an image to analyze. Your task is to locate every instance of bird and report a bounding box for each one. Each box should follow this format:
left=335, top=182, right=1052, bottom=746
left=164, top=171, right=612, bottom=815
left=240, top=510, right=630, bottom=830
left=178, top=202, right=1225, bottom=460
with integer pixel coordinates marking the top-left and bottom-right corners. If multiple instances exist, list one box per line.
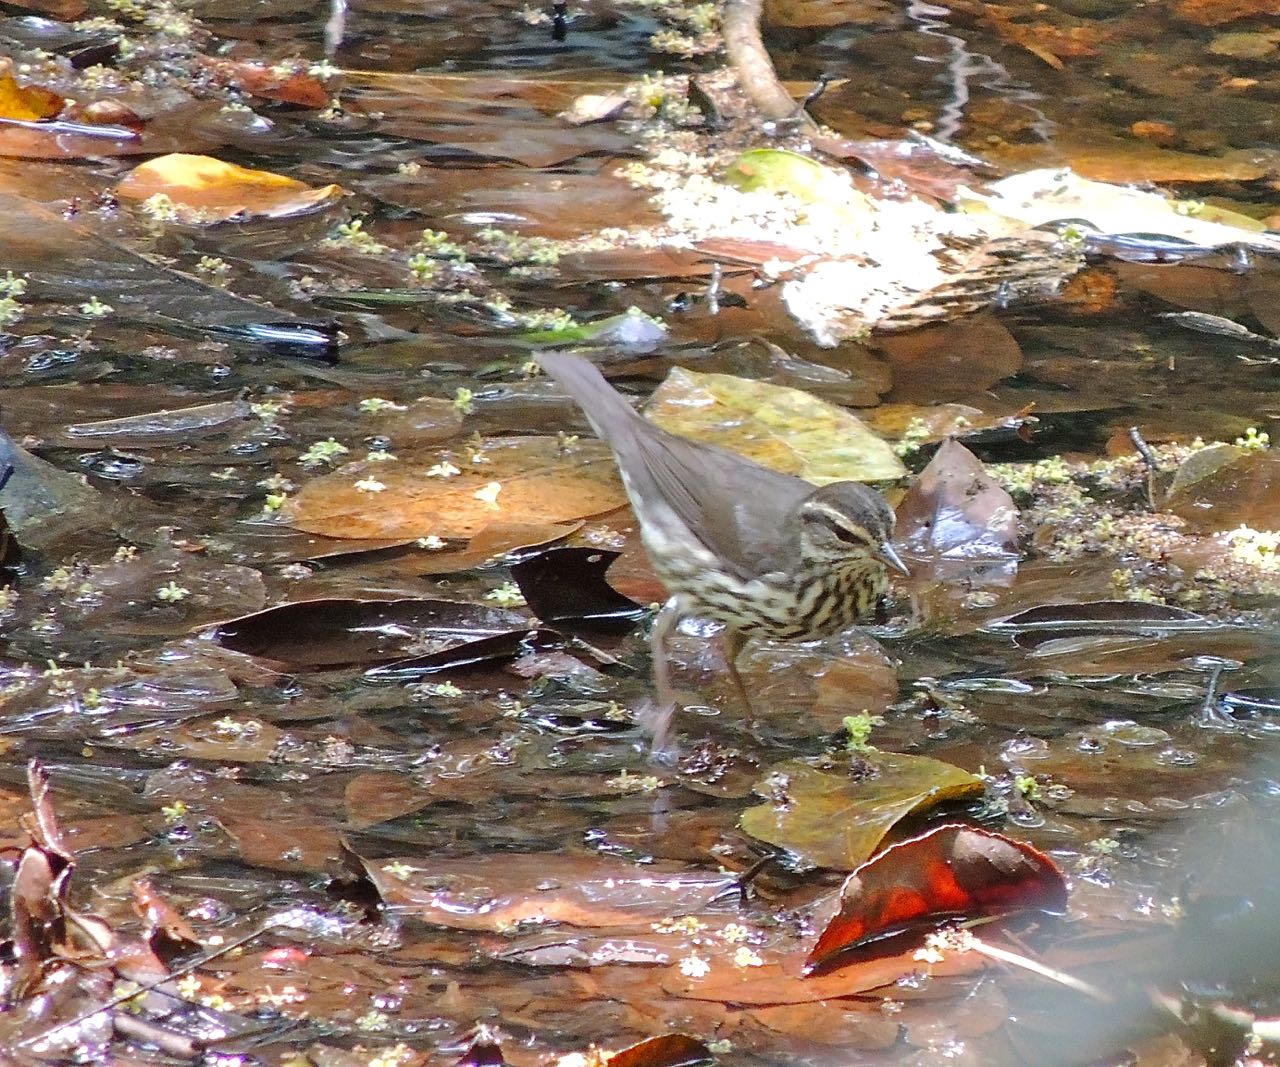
left=538, top=352, right=907, bottom=727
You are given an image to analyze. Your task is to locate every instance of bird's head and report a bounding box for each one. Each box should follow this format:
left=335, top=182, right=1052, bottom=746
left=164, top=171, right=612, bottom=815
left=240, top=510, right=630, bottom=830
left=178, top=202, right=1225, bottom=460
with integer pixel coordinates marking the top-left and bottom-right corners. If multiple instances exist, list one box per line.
left=796, top=482, right=908, bottom=574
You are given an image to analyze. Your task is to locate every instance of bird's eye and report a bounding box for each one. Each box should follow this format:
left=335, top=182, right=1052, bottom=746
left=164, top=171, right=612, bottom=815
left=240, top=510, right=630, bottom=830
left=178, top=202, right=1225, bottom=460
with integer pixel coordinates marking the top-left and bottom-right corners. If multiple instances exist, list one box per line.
left=830, top=523, right=862, bottom=544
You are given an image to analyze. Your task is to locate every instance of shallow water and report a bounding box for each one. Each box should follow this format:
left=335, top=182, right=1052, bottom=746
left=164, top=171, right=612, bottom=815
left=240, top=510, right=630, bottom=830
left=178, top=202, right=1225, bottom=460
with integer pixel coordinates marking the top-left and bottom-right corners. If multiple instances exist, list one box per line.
left=3, top=0, right=1280, bottom=1063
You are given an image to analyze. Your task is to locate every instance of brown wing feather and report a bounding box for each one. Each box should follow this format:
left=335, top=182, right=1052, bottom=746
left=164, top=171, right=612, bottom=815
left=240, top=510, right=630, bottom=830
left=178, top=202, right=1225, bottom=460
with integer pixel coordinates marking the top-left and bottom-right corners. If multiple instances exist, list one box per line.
left=539, top=353, right=812, bottom=580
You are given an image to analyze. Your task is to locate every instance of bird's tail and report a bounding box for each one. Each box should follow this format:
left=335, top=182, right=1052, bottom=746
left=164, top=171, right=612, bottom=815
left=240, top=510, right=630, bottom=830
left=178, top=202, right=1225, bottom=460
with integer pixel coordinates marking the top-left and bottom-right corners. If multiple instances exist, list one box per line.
left=537, top=352, right=645, bottom=448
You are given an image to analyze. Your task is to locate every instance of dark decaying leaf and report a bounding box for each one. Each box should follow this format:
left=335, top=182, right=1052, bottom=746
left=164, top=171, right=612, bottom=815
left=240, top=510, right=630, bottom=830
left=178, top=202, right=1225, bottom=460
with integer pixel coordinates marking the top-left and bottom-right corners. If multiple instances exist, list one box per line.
left=987, top=600, right=1211, bottom=649
left=895, top=438, right=1019, bottom=579
left=363, top=626, right=565, bottom=679
left=210, top=598, right=530, bottom=669
left=0, top=463, right=20, bottom=585
left=606, top=1034, right=714, bottom=1067
left=739, top=754, right=985, bottom=871
left=1, top=191, right=336, bottom=357
left=0, top=427, right=102, bottom=549
left=509, top=547, right=646, bottom=632
left=805, top=824, right=1068, bottom=975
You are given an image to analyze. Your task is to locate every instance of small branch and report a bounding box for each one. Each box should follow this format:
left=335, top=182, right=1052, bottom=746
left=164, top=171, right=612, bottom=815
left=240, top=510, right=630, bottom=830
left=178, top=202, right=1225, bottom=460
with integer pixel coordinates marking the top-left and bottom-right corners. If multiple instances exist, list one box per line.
left=722, top=0, right=816, bottom=128
left=970, top=936, right=1109, bottom=1001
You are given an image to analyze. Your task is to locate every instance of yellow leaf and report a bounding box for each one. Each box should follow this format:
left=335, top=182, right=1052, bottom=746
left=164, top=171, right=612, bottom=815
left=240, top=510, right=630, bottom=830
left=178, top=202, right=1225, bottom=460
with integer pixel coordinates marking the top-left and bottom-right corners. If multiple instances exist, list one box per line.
left=645, top=368, right=905, bottom=484
left=115, top=153, right=344, bottom=224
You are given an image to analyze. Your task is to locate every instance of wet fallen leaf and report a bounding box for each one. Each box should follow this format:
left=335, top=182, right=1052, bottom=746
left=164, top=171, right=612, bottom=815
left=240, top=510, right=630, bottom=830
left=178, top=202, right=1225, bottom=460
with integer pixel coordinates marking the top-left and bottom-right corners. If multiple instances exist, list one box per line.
left=895, top=439, right=1020, bottom=577
left=199, top=57, right=329, bottom=107
left=355, top=851, right=732, bottom=931
left=1165, top=447, right=1280, bottom=533
left=416, top=520, right=583, bottom=576
left=60, top=398, right=253, bottom=444
left=211, top=598, right=530, bottom=669
left=367, top=167, right=661, bottom=241
left=872, top=315, right=1024, bottom=405
left=987, top=600, right=1212, bottom=640
left=0, top=191, right=335, bottom=354
left=739, top=753, right=985, bottom=870
left=343, top=71, right=634, bottom=168
left=645, top=367, right=905, bottom=483
left=509, top=547, right=645, bottom=632
left=805, top=825, right=1068, bottom=974
left=345, top=772, right=434, bottom=829
left=606, top=1034, right=713, bottom=1067
left=284, top=437, right=626, bottom=540
left=962, top=168, right=1279, bottom=248
left=863, top=403, right=1034, bottom=445
left=0, top=465, right=21, bottom=585
left=662, top=942, right=981, bottom=1004
left=116, top=153, right=345, bottom=223
left=0, top=427, right=102, bottom=549
left=1172, top=0, right=1280, bottom=26
left=0, top=59, right=64, bottom=121
left=132, top=879, right=201, bottom=959
left=722, top=148, right=873, bottom=228
left=363, top=626, right=564, bottom=679
left=765, top=0, right=894, bottom=28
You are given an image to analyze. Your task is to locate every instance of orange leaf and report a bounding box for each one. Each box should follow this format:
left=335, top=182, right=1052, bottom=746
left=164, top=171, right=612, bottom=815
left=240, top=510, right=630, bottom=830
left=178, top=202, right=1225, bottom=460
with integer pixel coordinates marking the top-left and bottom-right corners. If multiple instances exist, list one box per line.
left=115, top=153, right=344, bottom=223
left=0, top=62, right=64, bottom=122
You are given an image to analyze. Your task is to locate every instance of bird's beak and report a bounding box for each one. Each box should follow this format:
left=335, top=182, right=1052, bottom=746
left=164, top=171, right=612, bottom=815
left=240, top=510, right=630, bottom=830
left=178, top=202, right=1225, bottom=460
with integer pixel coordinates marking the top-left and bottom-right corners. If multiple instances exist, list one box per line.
left=878, top=542, right=910, bottom=576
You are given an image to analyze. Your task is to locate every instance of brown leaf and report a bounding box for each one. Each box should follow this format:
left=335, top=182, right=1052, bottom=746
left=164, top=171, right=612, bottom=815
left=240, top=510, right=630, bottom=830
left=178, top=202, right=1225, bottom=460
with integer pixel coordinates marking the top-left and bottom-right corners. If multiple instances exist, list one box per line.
left=357, top=851, right=732, bottom=931
left=200, top=57, right=330, bottom=107
left=740, top=754, right=985, bottom=870
left=132, top=878, right=201, bottom=957
left=895, top=439, right=1020, bottom=577
left=345, top=772, right=434, bottom=829
left=874, top=316, right=1024, bottom=404
left=606, top=1034, right=713, bottom=1067
left=285, top=437, right=625, bottom=541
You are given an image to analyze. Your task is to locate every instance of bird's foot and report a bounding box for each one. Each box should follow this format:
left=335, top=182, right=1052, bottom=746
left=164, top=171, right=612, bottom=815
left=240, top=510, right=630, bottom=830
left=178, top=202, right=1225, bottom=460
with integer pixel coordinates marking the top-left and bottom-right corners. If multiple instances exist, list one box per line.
left=634, top=699, right=679, bottom=764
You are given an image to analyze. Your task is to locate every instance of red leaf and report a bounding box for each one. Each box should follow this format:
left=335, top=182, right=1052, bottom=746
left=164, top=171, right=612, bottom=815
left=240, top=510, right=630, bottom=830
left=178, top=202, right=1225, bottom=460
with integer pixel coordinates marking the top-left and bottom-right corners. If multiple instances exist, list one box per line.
left=805, top=824, right=1067, bottom=975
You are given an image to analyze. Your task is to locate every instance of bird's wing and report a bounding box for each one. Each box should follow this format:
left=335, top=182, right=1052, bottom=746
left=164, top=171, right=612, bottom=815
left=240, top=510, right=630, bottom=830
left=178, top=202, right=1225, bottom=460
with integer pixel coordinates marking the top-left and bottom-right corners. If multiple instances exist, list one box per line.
left=631, top=426, right=813, bottom=581
left=537, top=352, right=813, bottom=580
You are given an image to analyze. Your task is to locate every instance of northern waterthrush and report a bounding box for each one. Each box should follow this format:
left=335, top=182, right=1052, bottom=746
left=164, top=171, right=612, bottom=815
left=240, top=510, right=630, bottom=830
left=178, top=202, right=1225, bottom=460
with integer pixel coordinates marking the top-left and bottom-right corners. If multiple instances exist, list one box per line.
left=539, top=352, right=908, bottom=717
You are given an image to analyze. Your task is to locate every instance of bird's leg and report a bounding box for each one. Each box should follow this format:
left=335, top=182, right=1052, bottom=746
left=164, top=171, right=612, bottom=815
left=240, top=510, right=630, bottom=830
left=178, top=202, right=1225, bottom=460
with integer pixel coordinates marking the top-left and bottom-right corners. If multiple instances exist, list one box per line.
left=721, top=627, right=755, bottom=714
left=642, top=596, right=683, bottom=761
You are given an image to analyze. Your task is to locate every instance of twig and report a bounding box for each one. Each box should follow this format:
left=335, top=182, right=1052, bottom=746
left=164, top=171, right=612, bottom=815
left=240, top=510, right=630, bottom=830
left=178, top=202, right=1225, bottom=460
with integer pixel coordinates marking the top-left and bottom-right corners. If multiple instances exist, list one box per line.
left=721, top=0, right=815, bottom=127
left=16, top=920, right=281, bottom=1050
left=112, top=1014, right=198, bottom=1058
left=969, top=936, right=1109, bottom=1001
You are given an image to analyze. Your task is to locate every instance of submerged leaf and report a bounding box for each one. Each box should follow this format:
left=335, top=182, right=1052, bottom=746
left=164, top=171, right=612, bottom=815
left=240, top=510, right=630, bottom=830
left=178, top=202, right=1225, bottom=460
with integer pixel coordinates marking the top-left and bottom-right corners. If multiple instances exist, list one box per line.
left=1165, top=448, right=1280, bottom=533
left=645, top=368, right=905, bottom=484
left=211, top=598, right=530, bottom=670
left=606, top=1035, right=713, bottom=1067
left=0, top=61, right=63, bottom=121
left=740, top=754, right=985, bottom=870
left=355, top=851, right=731, bottom=931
